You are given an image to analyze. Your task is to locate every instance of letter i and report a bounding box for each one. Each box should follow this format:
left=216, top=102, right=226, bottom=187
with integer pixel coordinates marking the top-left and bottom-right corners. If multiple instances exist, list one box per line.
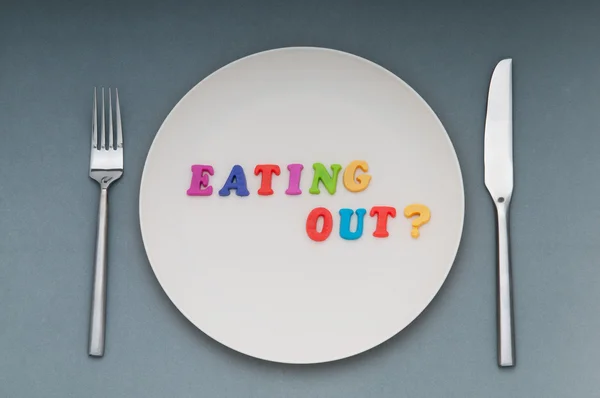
left=285, top=164, right=304, bottom=195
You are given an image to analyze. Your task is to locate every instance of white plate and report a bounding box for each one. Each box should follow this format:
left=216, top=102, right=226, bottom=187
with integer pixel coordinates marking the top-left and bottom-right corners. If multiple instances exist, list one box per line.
left=140, top=47, right=464, bottom=364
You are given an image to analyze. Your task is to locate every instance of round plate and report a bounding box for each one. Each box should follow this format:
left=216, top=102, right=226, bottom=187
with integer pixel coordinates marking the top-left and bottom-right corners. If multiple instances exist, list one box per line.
left=140, top=47, right=464, bottom=364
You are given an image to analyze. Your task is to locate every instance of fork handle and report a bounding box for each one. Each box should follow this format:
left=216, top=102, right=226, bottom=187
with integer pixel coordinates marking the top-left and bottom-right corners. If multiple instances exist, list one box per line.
left=496, top=201, right=515, bottom=367
left=89, top=186, right=108, bottom=357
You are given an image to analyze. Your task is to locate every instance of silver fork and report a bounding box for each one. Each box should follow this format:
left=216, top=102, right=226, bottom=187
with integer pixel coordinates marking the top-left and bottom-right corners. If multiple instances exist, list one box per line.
left=88, top=87, right=123, bottom=357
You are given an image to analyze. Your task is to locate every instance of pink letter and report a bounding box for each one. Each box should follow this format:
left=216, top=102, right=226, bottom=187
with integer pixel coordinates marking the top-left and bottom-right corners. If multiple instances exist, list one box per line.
left=285, top=163, right=304, bottom=195
left=187, top=165, right=214, bottom=196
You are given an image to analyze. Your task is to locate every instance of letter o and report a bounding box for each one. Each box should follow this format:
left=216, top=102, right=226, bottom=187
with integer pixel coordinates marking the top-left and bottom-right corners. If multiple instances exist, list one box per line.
left=305, top=207, right=333, bottom=242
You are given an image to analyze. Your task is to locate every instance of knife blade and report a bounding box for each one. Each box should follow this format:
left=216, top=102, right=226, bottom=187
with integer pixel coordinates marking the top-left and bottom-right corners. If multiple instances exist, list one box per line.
left=484, top=58, right=515, bottom=368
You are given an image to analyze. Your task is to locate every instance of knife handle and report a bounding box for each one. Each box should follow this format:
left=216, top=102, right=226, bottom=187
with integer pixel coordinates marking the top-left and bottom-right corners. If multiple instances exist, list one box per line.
left=496, top=200, right=515, bottom=367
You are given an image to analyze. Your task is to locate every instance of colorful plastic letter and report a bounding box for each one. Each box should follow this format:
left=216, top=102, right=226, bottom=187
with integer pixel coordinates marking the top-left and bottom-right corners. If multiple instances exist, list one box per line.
left=218, top=165, right=250, bottom=197
left=309, top=163, right=342, bottom=195
left=306, top=207, right=333, bottom=242
left=370, top=206, right=397, bottom=238
left=285, top=163, right=304, bottom=195
left=186, top=165, right=214, bottom=196
left=339, top=208, right=367, bottom=240
left=343, top=160, right=371, bottom=193
left=254, top=164, right=281, bottom=196
left=404, top=204, right=431, bottom=238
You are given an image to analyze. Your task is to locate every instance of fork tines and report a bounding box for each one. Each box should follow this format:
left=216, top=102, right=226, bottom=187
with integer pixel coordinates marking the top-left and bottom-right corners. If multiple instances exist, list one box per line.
left=92, top=87, right=123, bottom=150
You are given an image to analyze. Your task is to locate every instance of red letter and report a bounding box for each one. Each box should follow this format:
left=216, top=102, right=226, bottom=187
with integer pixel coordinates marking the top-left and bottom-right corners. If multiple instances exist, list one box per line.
left=370, top=206, right=396, bottom=238
left=254, top=164, right=281, bottom=196
left=187, top=165, right=214, bottom=196
left=306, top=207, right=333, bottom=242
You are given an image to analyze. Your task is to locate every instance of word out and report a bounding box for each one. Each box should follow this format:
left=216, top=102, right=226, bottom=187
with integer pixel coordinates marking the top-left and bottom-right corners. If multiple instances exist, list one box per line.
left=186, top=161, right=431, bottom=241
left=306, top=205, right=431, bottom=242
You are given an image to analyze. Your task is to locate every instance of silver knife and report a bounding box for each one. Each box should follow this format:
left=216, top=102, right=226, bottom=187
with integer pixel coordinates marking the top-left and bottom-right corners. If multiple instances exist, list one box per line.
left=484, top=58, right=515, bottom=367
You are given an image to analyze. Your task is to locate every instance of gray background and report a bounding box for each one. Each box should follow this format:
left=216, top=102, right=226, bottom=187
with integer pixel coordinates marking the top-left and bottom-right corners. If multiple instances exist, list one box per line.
left=0, top=0, right=598, bottom=396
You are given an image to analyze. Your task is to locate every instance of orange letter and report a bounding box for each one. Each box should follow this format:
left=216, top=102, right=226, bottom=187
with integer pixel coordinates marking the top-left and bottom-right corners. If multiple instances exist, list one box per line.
left=343, top=160, right=371, bottom=192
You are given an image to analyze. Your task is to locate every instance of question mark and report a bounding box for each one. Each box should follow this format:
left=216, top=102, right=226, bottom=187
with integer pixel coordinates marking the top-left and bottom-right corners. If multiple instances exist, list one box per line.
left=403, top=204, right=431, bottom=238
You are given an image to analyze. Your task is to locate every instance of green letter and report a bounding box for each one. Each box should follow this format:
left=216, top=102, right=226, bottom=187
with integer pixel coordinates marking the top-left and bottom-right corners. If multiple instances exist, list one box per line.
left=309, top=163, right=342, bottom=195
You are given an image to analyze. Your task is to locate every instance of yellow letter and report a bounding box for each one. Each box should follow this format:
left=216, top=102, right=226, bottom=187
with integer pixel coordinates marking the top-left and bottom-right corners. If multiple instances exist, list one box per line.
left=343, top=160, right=371, bottom=192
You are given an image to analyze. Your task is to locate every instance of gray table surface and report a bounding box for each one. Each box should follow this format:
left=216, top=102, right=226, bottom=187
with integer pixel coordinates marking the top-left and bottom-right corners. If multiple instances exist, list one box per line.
left=1, top=0, right=599, bottom=396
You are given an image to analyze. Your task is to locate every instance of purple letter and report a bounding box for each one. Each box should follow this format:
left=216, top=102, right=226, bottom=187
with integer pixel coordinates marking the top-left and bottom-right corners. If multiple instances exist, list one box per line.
left=285, top=163, right=304, bottom=195
left=186, top=165, right=214, bottom=196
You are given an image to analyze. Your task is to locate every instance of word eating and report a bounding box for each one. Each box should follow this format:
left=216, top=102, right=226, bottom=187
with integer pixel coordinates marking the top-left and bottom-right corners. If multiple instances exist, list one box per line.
left=186, top=161, right=372, bottom=197
left=186, top=161, right=431, bottom=241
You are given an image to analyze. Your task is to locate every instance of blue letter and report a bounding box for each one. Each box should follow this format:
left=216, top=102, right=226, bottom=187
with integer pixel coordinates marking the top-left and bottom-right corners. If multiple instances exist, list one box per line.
left=339, top=208, right=366, bottom=240
left=218, top=165, right=250, bottom=197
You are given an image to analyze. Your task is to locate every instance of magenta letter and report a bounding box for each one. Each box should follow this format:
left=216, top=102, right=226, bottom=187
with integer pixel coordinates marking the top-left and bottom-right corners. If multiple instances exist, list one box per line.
left=285, top=163, right=304, bottom=195
left=186, top=165, right=214, bottom=196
